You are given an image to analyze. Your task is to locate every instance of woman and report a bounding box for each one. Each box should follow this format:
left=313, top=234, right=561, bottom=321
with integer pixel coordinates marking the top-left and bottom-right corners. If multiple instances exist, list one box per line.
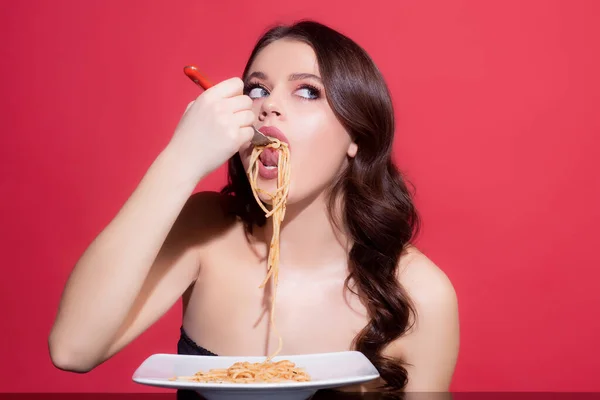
left=49, top=20, right=460, bottom=394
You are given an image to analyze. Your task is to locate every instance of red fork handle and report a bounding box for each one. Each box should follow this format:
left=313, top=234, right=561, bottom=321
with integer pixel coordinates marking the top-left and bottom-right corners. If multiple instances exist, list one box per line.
left=183, top=65, right=213, bottom=89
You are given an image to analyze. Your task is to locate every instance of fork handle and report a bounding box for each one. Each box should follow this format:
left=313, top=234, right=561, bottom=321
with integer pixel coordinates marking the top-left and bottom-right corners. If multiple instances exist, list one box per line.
left=183, top=65, right=213, bottom=90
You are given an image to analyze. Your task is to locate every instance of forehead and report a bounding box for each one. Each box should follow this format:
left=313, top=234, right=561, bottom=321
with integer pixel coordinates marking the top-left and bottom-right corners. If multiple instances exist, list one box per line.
left=248, top=39, right=321, bottom=77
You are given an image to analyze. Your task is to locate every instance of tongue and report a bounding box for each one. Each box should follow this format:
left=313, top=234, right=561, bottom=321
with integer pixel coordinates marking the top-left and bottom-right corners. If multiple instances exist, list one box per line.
left=260, top=148, right=279, bottom=167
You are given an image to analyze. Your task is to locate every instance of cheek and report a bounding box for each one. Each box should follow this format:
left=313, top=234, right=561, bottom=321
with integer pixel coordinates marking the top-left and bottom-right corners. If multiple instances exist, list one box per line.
left=287, top=114, right=351, bottom=196
left=293, top=135, right=348, bottom=180
left=297, top=108, right=350, bottom=163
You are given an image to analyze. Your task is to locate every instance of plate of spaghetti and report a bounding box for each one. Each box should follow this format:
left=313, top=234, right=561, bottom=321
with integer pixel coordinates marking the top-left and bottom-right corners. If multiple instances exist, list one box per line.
left=132, top=351, right=380, bottom=400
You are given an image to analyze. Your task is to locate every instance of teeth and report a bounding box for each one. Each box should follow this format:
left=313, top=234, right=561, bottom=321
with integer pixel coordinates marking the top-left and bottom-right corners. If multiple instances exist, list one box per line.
left=264, top=165, right=277, bottom=170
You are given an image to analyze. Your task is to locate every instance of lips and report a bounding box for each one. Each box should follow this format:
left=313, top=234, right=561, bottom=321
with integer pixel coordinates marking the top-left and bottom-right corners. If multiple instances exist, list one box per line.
left=258, top=125, right=290, bottom=147
left=257, top=160, right=278, bottom=180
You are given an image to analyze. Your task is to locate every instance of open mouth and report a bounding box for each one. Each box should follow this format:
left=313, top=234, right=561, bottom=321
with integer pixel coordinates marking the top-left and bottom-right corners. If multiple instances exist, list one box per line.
left=257, top=147, right=280, bottom=180
left=254, top=126, right=289, bottom=180
left=259, top=148, right=279, bottom=170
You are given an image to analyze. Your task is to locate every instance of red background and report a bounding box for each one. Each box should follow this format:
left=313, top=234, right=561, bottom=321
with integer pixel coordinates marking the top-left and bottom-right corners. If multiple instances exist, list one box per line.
left=1, top=0, right=599, bottom=393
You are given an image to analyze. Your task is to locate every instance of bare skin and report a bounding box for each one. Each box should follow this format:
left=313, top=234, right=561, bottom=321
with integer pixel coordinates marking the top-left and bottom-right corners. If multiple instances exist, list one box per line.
left=49, top=39, right=459, bottom=392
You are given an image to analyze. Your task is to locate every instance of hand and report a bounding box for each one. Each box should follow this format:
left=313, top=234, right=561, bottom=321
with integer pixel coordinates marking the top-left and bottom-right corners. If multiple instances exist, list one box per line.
left=168, top=77, right=255, bottom=181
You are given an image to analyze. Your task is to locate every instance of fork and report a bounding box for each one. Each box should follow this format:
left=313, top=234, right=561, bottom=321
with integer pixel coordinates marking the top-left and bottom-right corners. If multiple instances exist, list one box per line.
left=183, top=65, right=272, bottom=146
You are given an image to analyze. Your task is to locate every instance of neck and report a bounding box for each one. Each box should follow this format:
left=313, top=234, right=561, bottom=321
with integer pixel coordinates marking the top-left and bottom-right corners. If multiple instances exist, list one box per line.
left=259, top=191, right=349, bottom=269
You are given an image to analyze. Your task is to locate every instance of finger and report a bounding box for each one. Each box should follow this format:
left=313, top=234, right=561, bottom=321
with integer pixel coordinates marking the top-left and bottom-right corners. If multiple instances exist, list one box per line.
left=233, top=110, right=256, bottom=127
left=183, top=100, right=194, bottom=114
left=224, top=95, right=253, bottom=113
left=238, top=127, right=254, bottom=144
left=203, top=77, right=244, bottom=100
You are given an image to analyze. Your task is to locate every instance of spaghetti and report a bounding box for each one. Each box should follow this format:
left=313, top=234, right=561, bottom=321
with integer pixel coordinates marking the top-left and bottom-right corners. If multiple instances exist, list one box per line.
left=172, top=360, right=310, bottom=384
left=247, top=139, right=292, bottom=362
left=173, top=139, right=308, bottom=384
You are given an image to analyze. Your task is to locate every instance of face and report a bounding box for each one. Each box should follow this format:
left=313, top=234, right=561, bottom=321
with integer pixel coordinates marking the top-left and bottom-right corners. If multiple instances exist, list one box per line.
left=240, top=39, right=357, bottom=205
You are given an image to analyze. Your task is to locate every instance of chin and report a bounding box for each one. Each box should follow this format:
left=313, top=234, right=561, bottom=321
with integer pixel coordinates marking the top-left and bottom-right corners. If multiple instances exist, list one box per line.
left=250, top=177, right=302, bottom=209
left=253, top=178, right=278, bottom=204
left=256, top=190, right=275, bottom=205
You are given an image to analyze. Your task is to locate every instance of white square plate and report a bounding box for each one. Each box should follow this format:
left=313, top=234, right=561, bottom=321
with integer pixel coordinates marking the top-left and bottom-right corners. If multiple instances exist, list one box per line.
left=132, top=351, right=380, bottom=400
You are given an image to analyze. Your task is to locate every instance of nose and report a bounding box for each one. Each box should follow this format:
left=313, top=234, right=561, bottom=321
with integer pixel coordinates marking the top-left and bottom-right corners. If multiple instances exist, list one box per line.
left=261, top=107, right=281, bottom=117
left=259, top=97, right=284, bottom=121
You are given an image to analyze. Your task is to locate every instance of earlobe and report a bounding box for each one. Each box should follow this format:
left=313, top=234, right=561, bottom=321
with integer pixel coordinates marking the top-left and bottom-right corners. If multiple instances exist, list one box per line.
left=347, top=142, right=358, bottom=158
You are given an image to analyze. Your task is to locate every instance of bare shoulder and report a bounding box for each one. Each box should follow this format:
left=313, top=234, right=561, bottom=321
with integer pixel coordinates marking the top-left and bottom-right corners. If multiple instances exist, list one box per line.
left=389, top=246, right=460, bottom=391
left=397, top=246, right=458, bottom=312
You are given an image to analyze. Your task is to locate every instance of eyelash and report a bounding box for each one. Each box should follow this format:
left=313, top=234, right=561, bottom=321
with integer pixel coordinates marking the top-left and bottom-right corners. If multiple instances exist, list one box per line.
left=243, top=82, right=268, bottom=97
left=243, top=82, right=321, bottom=100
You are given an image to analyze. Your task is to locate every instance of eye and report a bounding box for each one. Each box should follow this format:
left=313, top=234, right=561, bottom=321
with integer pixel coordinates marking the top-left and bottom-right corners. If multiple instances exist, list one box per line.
left=244, top=83, right=269, bottom=99
left=295, top=84, right=321, bottom=100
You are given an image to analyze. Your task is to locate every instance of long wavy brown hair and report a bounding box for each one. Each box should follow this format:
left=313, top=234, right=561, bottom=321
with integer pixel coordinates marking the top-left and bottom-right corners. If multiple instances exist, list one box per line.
left=221, top=20, right=420, bottom=393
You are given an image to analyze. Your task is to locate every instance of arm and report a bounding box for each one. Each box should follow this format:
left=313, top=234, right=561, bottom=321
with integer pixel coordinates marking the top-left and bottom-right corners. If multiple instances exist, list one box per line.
left=48, top=77, right=255, bottom=372
left=48, top=148, right=204, bottom=372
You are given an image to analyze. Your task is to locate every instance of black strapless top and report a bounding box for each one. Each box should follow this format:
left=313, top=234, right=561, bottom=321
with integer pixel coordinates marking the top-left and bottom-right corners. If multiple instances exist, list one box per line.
left=176, top=326, right=217, bottom=400
left=177, top=326, right=218, bottom=357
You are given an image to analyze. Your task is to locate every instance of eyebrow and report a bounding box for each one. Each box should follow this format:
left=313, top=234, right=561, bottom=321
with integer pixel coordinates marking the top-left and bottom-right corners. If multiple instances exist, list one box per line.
left=246, top=71, right=322, bottom=83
